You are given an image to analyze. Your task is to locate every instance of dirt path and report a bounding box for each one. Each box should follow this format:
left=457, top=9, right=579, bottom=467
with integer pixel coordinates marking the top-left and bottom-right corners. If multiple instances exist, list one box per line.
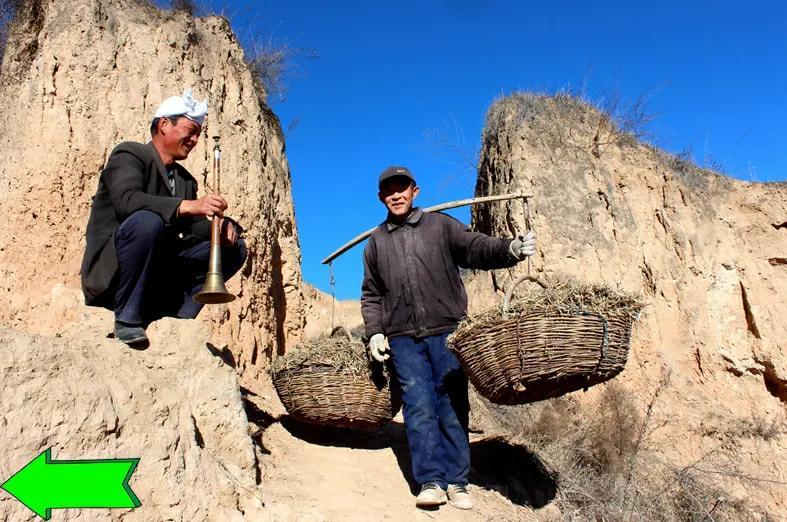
left=251, top=390, right=560, bottom=522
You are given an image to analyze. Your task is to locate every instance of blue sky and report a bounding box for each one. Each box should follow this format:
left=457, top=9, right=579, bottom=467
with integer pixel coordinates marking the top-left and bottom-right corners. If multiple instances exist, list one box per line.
left=196, top=0, right=786, bottom=299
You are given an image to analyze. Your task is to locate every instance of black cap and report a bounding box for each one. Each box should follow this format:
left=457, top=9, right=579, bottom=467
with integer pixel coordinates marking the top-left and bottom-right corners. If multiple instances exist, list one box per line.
left=378, top=166, right=415, bottom=187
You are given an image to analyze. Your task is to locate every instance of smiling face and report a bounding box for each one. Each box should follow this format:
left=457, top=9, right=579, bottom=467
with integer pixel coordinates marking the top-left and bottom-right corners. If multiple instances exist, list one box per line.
left=379, top=176, right=419, bottom=219
left=157, top=116, right=202, bottom=162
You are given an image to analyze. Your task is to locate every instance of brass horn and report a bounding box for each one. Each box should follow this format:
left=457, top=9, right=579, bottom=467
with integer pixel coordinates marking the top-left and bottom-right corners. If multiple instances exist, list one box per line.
left=193, top=136, right=236, bottom=305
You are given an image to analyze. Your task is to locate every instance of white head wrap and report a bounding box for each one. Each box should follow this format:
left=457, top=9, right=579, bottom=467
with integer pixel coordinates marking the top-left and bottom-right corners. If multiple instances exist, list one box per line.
left=153, top=88, right=208, bottom=126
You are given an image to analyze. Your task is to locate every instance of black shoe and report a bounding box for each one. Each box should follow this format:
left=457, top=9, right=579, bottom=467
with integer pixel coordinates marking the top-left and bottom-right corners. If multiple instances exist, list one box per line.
left=113, top=321, right=148, bottom=347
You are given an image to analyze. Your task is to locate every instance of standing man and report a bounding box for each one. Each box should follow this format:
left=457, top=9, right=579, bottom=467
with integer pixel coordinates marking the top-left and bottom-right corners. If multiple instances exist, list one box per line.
left=361, top=166, right=536, bottom=510
left=80, top=89, right=247, bottom=347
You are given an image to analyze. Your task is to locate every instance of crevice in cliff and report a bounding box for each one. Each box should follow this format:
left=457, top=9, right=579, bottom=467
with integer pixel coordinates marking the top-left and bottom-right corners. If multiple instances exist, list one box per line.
left=242, top=390, right=276, bottom=488
left=242, top=391, right=276, bottom=455
left=753, top=358, right=787, bottom=404
left=693, top=346, right=704, bottom=377
left=655, top=209, right=669, bottom=236
left=250, top=336, right=258, bottom=365
left=678, top=187, right=687, bottom=206
left=191, top=415, right=206, bottom=449
left=49, top=59, right=58, bottom=96
left=261, top=103, right=284, bottom=144
left=65, top=104, right=73, bottom=147
left=763, top=370, right=787, bottom=404
left=597, top=190, right=612, bottom=212
left=271, top=236, right=287, bottom=355
left=641, top=260, right=656, bottom=296
left=739, top=282, right=761, bottom=339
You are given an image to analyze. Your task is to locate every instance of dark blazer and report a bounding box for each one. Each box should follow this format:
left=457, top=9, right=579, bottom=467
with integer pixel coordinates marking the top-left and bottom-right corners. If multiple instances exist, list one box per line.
left=361, top=209, right=518, bottom=339
left=80, top=141, right=211, bottom=308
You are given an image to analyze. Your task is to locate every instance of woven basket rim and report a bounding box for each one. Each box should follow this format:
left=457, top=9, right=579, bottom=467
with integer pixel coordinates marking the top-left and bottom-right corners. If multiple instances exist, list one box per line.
left=273, top=363, right=367, bottom=375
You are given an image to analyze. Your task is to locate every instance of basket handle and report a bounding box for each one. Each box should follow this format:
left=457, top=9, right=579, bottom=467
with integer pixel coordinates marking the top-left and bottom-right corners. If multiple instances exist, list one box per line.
left=330, top=326, right=351, bottom=340
left=502, top=275, right=549, bottom=320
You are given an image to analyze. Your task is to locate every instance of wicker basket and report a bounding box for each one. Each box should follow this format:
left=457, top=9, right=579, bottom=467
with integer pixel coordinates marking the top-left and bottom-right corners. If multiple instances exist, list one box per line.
left=272, top=328, right=401, bottom=430
left=448, top=276, right=635, bottom=405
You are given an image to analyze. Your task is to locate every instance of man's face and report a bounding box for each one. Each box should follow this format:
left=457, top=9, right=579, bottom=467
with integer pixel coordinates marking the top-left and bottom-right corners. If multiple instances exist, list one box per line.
left=159, top=117, right=202, bottom=160
left=379, top=176, right=419, bottom=217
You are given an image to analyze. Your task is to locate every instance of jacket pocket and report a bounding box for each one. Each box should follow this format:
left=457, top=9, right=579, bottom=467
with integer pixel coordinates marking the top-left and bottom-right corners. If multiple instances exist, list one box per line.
left=435, top=295, right=461, bottom=324
left=384, top=293, right=410, bottom=333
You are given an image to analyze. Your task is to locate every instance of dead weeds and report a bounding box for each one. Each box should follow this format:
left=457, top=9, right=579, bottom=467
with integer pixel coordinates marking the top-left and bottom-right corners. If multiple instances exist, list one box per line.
left=505, top=371, right=779, bottom=521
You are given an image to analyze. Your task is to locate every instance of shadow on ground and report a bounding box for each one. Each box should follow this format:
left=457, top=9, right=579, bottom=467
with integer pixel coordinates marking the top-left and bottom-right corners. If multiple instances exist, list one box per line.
left=468, top=437, right=557, bottom=508
left=276, top=416, right=557, bottom=508
left=206, top=342, right=237, bottom=368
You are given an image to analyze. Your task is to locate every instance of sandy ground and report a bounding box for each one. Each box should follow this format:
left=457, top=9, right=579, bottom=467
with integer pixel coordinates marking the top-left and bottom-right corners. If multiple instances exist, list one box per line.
left=247, top=385, right=559, bottom=522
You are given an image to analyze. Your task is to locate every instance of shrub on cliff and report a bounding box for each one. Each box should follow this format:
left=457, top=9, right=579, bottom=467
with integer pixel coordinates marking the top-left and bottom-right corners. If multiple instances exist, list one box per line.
left=170, top=0, right=195, bottom=15
left=0, top=0, right=22, bottom=67
left=246, top=38, right=317, bottom=104
left=519, top=377, right=767, bottom=520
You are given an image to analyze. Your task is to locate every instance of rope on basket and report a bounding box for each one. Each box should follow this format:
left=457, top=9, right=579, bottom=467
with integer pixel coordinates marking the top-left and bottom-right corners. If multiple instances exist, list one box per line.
left=503, top=275, right=549, bottom=392
left=514, top=315, right=526, bottom=392
left=517, top=195, right=609, bottom=375
left=571, top=308, right=610, bottom=370
left=501, top=275, right=549, bottom=320
left=523, top=195, right=532, bottom=277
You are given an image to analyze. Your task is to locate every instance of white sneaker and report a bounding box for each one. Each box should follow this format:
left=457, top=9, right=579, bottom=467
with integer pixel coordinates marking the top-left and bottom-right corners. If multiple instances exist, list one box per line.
left=415, top=482, right=447, bottom=508
left=447, top=484, right=473, bottom=510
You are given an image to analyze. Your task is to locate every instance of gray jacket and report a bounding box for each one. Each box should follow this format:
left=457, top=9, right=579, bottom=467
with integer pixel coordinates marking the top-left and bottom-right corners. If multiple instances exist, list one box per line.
left=361, top=208, right=518, bottom=339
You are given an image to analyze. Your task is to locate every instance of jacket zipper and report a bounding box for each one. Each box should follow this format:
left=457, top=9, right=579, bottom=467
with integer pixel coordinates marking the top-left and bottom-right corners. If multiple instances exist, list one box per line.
left=402, top=226, right=426, bottom=336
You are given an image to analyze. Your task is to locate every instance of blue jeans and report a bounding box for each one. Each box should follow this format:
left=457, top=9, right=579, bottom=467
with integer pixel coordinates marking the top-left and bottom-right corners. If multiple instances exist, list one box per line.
left=388, top=332, right=470, bottom=489
left=113, top=210, right=247, bottom=325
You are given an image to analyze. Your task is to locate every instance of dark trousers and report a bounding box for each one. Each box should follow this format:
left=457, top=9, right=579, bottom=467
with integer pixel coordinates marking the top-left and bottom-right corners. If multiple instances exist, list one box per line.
left=113, top=210, right=247, bottom=325
left=388, top=332, right=471, bottom=489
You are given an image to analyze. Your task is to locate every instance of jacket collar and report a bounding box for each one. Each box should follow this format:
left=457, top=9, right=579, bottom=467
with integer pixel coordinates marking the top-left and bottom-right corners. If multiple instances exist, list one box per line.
left=147, top=141, right=173, bottom=191
left=386, top=207, right=424, bottom=231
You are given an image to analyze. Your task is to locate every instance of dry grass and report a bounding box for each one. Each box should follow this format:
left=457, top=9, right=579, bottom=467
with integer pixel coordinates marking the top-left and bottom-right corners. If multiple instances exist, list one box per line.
left=481, top=90, right=736, bottom=195
left=460, top=278, right=644, bottom=330
left=271, top=331, right=371, bottom=377
left=502, top=372, right=773, bottom=521
left=131, top=2, right=317, bottom=105
left=246, top=38, right=317, bottom=104
left=702, top=413, right=787, bottom=442
left=0, top=0, right=17, bottom=63
left=482, top=90, right=655, bottom=160
left=0, top=0, right=38, bottom=71
left=169, top=0, right=196, bottom=15
left=649, top=145, right=736, bottom=195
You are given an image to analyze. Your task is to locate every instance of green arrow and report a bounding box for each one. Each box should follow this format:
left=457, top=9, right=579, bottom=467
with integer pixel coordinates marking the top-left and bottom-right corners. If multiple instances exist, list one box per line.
left=1, top=448, right=141, bottom=520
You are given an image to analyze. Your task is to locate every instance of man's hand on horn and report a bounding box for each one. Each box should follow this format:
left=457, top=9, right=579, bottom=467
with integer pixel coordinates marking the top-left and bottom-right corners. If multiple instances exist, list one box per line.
left=510, top=230, right=537, bottom=260
left=179, top=194, right=228, bottom=218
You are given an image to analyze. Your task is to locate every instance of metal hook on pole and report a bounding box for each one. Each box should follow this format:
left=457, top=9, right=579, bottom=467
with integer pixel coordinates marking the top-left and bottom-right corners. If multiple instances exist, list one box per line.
left=523, top=196, right=532, bottom=276
left=329, top=262, right=337, bottom=331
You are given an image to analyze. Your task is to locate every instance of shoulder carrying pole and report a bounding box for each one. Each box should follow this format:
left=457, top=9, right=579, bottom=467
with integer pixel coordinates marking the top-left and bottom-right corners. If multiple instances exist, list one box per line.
left=321, top=191, right=532, bottom=265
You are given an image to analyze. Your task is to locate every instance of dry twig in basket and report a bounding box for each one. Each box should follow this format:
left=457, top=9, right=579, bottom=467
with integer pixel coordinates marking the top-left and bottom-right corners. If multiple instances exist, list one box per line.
left=271, top=334, right=371, bottom=378
left=460, top=279, right=644, bottom=330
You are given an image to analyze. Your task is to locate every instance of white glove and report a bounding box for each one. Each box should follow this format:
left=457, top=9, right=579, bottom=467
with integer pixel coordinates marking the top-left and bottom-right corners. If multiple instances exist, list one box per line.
left=368, top=333, right=390, bottom=362
left=510, top=231, right=536, bottom=259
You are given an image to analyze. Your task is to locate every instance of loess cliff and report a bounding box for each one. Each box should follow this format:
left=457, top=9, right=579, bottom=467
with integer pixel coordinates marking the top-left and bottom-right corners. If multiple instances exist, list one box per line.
left=464, top=92, right=787, bottom=515
left=0, top=0, right=304, bottom=382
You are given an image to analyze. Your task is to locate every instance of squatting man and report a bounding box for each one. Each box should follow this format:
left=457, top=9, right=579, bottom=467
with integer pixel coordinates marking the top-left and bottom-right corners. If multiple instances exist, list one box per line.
left=80, top=89, right=247, bottom=347
left=361, top=166, right=536, bottom=510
